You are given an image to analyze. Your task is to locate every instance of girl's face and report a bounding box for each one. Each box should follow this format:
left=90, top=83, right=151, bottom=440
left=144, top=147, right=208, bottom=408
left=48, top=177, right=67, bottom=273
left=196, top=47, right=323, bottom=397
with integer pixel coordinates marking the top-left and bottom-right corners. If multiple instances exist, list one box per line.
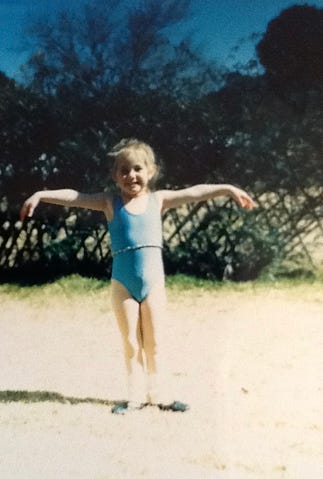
left=113, top=155, right=154, bottom=199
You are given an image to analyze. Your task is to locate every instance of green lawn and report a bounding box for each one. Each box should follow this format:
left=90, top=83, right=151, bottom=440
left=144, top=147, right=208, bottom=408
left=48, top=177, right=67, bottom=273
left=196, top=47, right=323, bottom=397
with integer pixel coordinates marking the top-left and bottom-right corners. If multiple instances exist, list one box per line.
left=1, top=272, right=322, bottom=300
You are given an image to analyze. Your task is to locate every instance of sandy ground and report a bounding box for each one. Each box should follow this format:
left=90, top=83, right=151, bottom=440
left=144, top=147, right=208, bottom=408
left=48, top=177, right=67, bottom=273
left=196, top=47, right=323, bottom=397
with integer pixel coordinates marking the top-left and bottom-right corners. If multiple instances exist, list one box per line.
left=0, top=283, right=323, bottom=479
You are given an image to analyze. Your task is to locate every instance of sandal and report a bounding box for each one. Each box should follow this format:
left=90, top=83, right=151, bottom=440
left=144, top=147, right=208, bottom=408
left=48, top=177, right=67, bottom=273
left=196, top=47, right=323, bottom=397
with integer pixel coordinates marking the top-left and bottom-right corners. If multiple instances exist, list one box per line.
left=111, top=402, right=128, bottom=415
left=158, top=401, right=190, bottom=412
left=111, top=401, right=143, bottom=415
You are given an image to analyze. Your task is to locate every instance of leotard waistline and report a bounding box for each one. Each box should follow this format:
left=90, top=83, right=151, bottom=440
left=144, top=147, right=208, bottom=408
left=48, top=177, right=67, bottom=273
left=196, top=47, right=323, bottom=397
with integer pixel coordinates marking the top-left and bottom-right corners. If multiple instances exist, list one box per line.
left=111, top=244, right=163, bottom=257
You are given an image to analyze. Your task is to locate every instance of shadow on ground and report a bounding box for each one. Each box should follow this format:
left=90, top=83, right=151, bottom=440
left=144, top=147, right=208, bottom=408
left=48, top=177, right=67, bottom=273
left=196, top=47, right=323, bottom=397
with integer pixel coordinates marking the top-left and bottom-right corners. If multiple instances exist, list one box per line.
left=0, top=390, right=117, bottom=407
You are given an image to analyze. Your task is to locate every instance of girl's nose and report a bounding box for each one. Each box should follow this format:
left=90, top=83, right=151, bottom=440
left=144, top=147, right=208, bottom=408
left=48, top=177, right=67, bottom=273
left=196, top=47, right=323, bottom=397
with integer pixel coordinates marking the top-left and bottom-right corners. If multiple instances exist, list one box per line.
left=128, top=168, right=136, bottom=178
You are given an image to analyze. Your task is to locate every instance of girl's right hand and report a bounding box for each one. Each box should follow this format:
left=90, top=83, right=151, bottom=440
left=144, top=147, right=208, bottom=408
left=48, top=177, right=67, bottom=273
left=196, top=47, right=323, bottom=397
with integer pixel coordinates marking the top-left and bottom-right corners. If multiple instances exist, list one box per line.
left=20, top=193, right=40, bottom=221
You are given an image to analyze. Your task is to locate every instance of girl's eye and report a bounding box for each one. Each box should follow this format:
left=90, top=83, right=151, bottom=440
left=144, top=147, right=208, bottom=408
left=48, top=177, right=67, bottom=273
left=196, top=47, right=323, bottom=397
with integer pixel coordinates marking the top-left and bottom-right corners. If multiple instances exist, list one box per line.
left=118, top=164, right=143, bottom=175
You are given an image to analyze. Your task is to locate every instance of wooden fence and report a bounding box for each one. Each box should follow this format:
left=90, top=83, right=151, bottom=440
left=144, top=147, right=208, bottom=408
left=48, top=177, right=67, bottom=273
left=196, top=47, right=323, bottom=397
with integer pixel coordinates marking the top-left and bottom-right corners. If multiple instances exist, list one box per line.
left=1, top=188, right=322, bottom=282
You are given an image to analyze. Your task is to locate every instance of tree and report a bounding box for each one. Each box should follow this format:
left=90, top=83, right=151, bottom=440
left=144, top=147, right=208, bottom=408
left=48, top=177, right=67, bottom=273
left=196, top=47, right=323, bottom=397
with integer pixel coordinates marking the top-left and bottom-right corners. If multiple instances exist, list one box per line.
left=20, top=0, right=225, bottom=189
left=24, top=0, right=220, bottom=100
left=0, top=72, right=62, bottom=209
left=9, top=0, right=323, bottom=281
left=256, top=5, right=323, bottom=90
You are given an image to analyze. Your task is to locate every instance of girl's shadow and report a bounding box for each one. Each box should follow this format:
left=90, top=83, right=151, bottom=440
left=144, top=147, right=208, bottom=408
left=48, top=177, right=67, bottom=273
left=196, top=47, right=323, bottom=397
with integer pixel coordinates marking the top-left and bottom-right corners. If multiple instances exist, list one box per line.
left=0, top=389, right=121, bottom=407
left=0, top=390, right=182, bottom=411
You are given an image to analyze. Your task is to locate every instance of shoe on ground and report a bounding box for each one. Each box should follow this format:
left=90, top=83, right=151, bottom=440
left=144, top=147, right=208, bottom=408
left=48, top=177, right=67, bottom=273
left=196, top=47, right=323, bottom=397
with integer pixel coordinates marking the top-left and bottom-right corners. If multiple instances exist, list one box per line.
left=111, top=401, right=143, bottom=415
left=158, top=401, right=190, bottom=412
left=111, top=402, right=128, bottom=415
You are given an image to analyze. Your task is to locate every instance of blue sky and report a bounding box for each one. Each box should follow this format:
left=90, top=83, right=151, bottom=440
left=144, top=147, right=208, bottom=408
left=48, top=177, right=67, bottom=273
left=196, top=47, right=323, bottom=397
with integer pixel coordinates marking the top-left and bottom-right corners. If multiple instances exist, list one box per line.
left=1, top=0, right=323, bottom=80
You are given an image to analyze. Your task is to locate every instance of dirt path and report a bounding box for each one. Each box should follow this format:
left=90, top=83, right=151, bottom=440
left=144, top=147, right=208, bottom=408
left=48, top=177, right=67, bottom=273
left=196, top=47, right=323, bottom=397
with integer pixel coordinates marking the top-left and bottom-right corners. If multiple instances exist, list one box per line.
left=0, top=285, right=322, bottom=479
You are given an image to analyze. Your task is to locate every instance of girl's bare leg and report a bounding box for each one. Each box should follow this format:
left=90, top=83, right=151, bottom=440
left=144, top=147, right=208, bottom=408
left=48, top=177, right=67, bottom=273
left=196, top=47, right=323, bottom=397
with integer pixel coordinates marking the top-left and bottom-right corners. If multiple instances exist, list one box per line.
left=110, top=279, right=146, bottom=405
left=140, top=283, right=174, bottom=404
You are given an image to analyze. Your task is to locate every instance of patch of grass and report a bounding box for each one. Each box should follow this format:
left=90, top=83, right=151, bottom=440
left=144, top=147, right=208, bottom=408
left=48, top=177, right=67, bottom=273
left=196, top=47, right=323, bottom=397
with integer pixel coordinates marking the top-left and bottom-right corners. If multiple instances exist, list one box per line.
left=1, top=272, right=323, bottom=300
left=166, top=273, right=323, bottom=299
left=0, top=274, right=107, bottom=299
left=52, top=274, right=107, bottom=294
left=166, top=274, right=219, bottom=291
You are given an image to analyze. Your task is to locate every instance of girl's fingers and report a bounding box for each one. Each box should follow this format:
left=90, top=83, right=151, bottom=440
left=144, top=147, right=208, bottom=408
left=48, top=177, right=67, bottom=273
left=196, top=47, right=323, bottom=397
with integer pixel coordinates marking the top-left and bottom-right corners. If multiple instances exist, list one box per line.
left=240, top=195, right=256, bottom=210
left=20, top=205, right=27, bottom=221
left=20, top=203, right=33, bottom=221
left=231, top=188, right=255, bottom=210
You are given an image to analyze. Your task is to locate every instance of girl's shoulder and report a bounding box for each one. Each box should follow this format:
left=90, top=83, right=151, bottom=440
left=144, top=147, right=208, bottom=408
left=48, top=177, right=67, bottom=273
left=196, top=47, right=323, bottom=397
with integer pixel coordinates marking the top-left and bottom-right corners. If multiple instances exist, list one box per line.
left=101, top=192, right=115, bottom=221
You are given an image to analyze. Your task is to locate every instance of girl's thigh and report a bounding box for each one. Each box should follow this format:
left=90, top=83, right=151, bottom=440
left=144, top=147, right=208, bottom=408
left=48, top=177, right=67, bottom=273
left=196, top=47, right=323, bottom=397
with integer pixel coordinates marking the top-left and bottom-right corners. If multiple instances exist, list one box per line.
left=140, top=283, right=168, bottom=355
left=110, top=279, right=140, bottom=341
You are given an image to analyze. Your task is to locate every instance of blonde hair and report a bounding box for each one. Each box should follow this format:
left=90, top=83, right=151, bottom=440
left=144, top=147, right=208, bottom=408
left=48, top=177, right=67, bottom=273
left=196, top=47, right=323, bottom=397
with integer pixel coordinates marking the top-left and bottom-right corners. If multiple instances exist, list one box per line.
left=108, top=138, right=158, bottom=183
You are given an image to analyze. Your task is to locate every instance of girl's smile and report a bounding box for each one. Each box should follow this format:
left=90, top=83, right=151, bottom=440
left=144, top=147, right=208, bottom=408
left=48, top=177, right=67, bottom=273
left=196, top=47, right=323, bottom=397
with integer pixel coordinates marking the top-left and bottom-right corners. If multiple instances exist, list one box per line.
left=113, top=157, right=153, bottom=199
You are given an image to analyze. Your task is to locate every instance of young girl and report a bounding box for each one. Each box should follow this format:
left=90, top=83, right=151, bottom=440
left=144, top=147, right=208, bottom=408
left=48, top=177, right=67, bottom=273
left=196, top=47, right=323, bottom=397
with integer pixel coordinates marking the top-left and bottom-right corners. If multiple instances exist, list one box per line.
left=20, top=138, right=255, bottom=414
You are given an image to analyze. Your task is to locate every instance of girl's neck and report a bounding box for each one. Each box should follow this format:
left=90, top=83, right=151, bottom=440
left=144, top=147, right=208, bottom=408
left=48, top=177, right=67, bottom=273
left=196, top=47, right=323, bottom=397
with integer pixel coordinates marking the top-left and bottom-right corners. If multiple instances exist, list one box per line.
left=121, top=189, right=150, bottom=203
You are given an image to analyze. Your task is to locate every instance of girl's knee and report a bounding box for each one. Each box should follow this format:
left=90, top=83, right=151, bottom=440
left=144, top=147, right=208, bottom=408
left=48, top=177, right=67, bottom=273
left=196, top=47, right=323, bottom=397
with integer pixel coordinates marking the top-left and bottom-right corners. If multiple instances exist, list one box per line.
left=124, top=338, right=143, bottom=363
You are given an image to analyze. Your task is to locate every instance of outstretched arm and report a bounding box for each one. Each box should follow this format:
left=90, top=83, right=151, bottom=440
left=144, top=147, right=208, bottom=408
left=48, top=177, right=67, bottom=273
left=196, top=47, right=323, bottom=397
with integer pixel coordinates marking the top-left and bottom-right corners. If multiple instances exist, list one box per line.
left=158, top=184, right=255, bottom=211
left=20, top=189, right=112, bottom=221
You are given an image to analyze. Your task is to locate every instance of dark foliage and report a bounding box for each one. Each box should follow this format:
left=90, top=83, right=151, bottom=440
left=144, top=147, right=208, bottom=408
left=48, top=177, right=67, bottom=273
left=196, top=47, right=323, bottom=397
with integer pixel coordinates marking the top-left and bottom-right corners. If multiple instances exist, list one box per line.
left=1, top=1, right=323, bottom=283
left=257, top=5, right=323, bottom=90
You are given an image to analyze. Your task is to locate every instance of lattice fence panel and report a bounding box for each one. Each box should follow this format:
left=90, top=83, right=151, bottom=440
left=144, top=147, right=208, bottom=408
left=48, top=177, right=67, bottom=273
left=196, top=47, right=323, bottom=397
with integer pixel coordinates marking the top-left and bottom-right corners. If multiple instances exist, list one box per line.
left=1, top=187, right=322, bottom=281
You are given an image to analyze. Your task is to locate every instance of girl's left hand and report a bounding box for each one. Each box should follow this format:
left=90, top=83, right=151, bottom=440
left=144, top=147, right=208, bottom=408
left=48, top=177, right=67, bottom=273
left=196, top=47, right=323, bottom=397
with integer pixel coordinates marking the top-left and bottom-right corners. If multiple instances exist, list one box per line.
left=230, top=187, right=256, bottom=210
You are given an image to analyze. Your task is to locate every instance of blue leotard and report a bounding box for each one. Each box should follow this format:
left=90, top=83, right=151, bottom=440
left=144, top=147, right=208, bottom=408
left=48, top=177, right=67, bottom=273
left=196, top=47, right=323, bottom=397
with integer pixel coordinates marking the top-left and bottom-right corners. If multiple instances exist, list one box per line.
left=108, top=193, right=164, bottom=302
